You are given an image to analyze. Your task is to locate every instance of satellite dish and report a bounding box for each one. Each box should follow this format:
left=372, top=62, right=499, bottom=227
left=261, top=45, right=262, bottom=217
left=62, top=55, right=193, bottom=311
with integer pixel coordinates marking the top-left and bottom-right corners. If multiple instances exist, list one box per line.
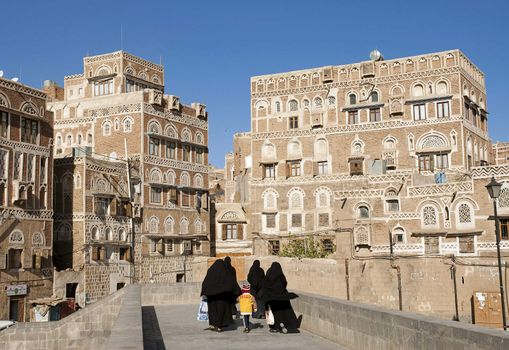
left=369, top=49, right=383, bottom=62
left=12, top=77, right=19, bottom=82
left=0, top=70, right=3, bottom=77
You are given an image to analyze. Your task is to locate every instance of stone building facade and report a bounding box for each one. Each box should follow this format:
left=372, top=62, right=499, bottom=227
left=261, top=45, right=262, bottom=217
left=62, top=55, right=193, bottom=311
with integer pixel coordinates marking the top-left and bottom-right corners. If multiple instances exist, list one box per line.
left=47, top=51, right=210, bottom=304
left=0, top=77, right=54, bottom=321
left=493, top=142, right=509, bottom=165
left=218, top=49, right=509, bottom=262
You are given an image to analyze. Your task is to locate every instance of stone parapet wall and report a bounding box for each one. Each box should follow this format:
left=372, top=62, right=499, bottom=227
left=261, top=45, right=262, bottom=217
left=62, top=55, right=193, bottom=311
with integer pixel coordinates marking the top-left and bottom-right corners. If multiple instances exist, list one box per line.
left=141, top=282, right=201, bottom=306
left=190, top=255, right=508, bottom=323
left=292, top=290, right=509, bottom=350
left=0, top=285, right=128, bottom=350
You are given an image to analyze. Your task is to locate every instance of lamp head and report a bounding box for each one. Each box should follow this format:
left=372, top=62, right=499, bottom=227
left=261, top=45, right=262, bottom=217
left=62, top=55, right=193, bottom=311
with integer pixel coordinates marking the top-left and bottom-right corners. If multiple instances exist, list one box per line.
left=486, top=176, right=502, bottom=199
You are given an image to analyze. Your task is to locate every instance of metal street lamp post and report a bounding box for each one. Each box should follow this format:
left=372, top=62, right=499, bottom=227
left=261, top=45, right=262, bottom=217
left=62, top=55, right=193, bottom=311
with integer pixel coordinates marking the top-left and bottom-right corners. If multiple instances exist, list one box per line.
left=486, top=176, right=508, bottom=331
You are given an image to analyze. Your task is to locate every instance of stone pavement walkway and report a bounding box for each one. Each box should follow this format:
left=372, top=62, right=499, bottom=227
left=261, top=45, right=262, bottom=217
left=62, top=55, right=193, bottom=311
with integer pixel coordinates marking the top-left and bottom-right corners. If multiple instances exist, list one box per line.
left=142, top=304, right=346, bottom=350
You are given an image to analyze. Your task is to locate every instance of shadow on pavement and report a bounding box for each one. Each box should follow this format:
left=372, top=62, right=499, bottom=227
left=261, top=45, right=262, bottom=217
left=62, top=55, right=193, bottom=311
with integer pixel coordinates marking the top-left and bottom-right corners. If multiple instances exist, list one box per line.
left=142, top=306, right=166, bottom=350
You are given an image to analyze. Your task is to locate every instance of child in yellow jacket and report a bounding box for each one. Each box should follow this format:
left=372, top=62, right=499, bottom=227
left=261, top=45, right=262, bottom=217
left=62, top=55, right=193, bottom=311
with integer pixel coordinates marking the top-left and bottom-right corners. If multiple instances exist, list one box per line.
left=238, top=283, right=257, bottom=333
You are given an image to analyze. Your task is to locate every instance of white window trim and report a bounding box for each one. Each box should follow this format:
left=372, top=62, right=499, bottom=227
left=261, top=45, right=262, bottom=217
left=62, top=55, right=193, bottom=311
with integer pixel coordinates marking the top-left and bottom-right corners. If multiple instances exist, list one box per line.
left=262, top=212, right=279, bottom=233
left=455, top=202, right=475, bottom=229
left=421, top=205, right=440, bottom=229
left=412, top=103, right=427, bottom=121
left=149, top=186, right=163, bottom=205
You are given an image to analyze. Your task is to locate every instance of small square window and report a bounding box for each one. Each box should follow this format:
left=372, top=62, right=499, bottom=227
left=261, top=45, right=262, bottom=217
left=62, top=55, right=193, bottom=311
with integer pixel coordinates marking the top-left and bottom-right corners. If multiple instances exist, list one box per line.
left=386, top=199, right=400, bottom=212
left=289, top=116, right=298, bottom=129
left=270, top=240, right=280, bottom=255
left=317, top=161, right=328, bottom=175
left=266, top=214, right=276, bottom=228
left=291, top=214, right=302, bottom=228
left=318, top=213, right=329, bottom=227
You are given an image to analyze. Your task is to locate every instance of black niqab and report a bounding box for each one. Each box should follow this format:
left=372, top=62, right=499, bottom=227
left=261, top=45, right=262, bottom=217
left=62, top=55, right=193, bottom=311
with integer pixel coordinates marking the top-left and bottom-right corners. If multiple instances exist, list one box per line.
left=247, top=260, right=265, bottom=295
left=224, top=256, right=241, bottom=297
left=263, top=262, right=298, bottom=301
left=201, top=259, right=235, bottom=296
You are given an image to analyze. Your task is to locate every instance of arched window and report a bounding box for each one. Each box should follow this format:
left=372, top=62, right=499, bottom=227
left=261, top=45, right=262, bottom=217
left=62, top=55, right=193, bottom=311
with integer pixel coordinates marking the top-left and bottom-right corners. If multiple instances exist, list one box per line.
left=289, top=191, right=303, bottom=209
left=91, top=227, right=100, bottom=241
left=165, top=216, right=174, bottom=234
left=436, top=81, right=448, bottom=95
left=314, top=97, right=323, bottom=109
left=103, top=121, right=111, bottom=136
left=263, top=189, right=278, bottom=210
left=148, top=121, right=161, bottom=134
left=119, top=229, right=127, bottom=242
left=328, top=96, right=336, bottom=106
left=384, top=138, right=396, bottom=149
left=349, top=94, right=357, bottom=105
left=180, top=172, right=190, bottom=187
left=393, top=227, right=405, bottom=244
left=180, top=218, right=189, bottom=234
left=422, top=205, right=438, bottom=227
left=114, top=119, right=120, bottom=131
left=261, top=142, right=276, bottom=163
left=182, top=128, right=191, bottom=142
left=352, top=141, right=363, bottom=154
left=194, top=174, right=204, bottom=188
left=315, top=188, right=331, bottom=208
left=77, top=134, right=82, bottom=145
left=289, top=100, right=298, bottom=112
left=370, top=91, right=379, bottom=103
left=287, top=140, right=302, bottom=159
left=458, top=203, right=472, bottom=224
left=195, top=220, right=202, bottom=234
left=56, top=135, right=62, bottom=147
left=275, top=101, right=281, bottom=113
left=87, top=133, right=93, bottom=144
left=149, top=168, right=163, bottom=183
left=123, top=118, right=132, bottom=132
left=358, top=205, right=370, bottom=219
left=9, top=230, right=24, bottom=244
left=66, top=134, right=72, bottom=146
left=166, top=170, right=176, bottom=185
left=412, top=84, right=424, bottom=97
left=105, top=227, right=113, bottom=241
left=148, top=216, right=159, bottom=234
left=314, top=138, right=328, bottom=161
left=195, top=132, right=204, bottom=145
left=165, top=124, right=178, bottom=139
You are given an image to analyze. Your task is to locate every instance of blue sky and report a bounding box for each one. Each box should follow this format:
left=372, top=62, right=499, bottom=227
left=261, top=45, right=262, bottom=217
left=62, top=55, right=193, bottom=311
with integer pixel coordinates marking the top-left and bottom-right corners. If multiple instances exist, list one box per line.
left=1, top=0, right=508, bottom=167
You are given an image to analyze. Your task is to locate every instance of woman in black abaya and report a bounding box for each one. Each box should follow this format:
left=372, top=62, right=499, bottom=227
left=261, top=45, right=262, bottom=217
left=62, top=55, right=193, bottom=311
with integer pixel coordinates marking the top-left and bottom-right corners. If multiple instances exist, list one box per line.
left=263, top=262, right=300, bottom=333
left=201, top=259, right=236, bottom=332
left=224, top=256, right=242, bottom=317
left=247, top=260, right=266, bottom=318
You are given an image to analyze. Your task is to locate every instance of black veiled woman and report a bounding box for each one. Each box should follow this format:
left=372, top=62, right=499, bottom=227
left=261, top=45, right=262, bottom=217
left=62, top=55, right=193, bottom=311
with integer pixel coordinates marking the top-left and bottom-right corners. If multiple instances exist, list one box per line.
left=247, top=260, right=266, bottom=318
left=224, top=256, right=242, bottom=316
left=263, top=262, right=300, bottom=333
left=201, top=259, right=236, bottom=331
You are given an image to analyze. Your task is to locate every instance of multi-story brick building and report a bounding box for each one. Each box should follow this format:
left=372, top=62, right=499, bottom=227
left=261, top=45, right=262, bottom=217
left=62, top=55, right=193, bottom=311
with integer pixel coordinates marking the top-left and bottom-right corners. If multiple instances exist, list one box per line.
left=0, top=76, right=54, bottom=321
left=47, top=51, right=210, bottom=304
left=218, top=49, right=509, bottom=261
left=493, top=142, right=509, bottom=165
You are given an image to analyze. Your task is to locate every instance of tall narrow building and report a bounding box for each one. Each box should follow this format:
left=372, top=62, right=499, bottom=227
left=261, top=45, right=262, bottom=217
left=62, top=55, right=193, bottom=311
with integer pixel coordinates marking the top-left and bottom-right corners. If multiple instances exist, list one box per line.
left=47, top=51, right=210, bottom=304
left=0, top=76, right=54, bottom=321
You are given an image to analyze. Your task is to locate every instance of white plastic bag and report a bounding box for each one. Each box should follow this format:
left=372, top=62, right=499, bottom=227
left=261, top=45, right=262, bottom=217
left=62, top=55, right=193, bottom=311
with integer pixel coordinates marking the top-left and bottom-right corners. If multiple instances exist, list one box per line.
left=266, top=309, right=275, bottom=326
left=197, top=299, right=209, bottom=321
